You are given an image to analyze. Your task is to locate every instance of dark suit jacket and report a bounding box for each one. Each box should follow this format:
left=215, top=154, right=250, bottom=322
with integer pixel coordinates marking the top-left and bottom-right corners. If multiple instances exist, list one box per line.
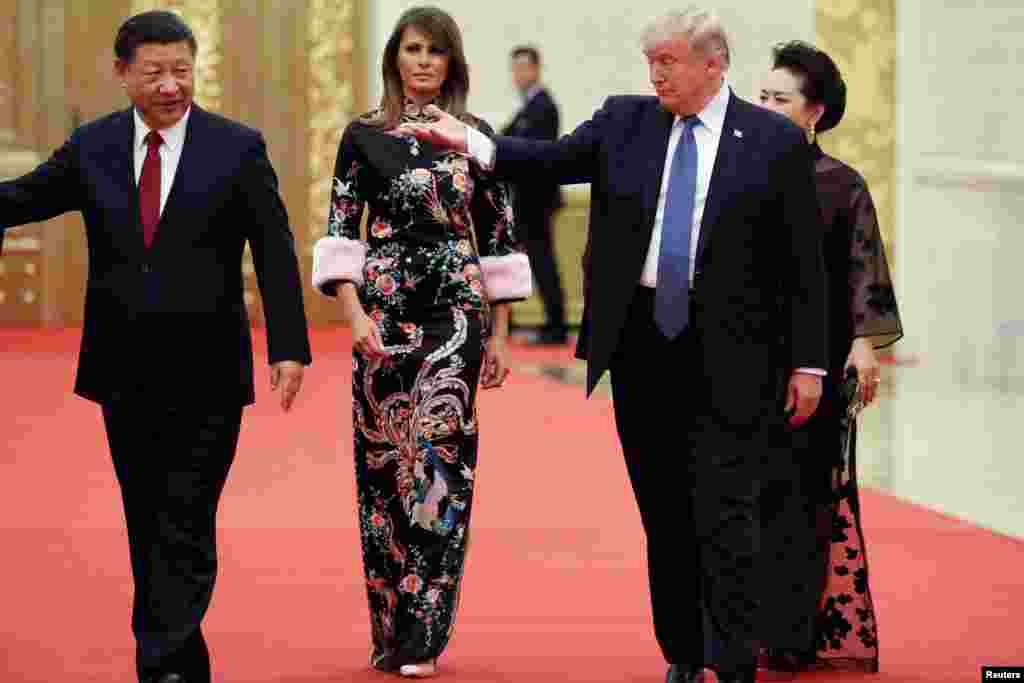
left=500, top=88, right=563, bottom=214
left=492, top=93, right=828, bottom=427
left=0, top=105, right=311, bottom=407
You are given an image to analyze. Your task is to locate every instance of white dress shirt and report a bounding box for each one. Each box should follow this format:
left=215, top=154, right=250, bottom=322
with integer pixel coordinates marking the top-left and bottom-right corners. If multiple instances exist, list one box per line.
left=640, top=80, right=730, bottom=287
left=133, top=107, right=191, bottom=216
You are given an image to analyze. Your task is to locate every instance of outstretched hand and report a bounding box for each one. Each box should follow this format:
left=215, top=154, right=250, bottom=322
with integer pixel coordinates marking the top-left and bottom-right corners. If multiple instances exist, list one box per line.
left=396, top=104, right=469, bottom=153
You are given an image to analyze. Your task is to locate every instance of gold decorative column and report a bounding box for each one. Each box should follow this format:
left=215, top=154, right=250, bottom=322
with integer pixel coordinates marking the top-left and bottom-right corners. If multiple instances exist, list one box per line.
left=131, top=0, right=223, bottom=112
left=815, top=0, right=897, bottom=252
left=0, top=4, right=42, bottom=280
left=307, top=0, right=364, bottom=324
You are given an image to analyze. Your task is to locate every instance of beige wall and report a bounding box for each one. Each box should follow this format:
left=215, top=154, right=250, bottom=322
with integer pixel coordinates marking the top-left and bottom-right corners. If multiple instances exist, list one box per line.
left=367, top=1, right=815, bottom=141
left=888, top=0, right=1024, bottom=537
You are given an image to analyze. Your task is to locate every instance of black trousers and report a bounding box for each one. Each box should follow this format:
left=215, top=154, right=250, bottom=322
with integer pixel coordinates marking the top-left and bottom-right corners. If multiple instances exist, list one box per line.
left=522, top=207, right=566, bottom=334
left=102, top=402, right=243, bottom=683
left=609, top=286, right=760, bottom=678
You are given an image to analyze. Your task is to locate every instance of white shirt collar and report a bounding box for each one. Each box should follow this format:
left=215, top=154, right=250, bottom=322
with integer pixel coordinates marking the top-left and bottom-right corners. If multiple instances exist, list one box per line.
left=675, top=79, right=730, bottom=134
left=133, top=106, right=191, bottom=152
left=521, top=84, right=543, bottom=104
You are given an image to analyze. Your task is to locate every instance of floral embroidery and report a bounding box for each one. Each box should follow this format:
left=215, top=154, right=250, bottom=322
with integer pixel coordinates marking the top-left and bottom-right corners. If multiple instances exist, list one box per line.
left=326, top=107, right=520, bottom=664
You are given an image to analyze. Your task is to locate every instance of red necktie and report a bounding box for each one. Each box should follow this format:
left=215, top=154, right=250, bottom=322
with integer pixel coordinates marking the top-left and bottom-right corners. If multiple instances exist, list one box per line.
left=139, top=130, right=163, bottom=249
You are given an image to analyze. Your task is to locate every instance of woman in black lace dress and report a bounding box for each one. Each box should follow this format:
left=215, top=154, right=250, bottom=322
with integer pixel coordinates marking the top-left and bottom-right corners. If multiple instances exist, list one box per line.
left=311, top=7, right=529, bottom=678
left=756, top=41, right=903, bottom=676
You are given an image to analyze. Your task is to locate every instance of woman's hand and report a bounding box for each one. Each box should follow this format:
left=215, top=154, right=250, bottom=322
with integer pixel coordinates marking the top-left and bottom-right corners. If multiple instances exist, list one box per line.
left=352, top=311, right=389, bottom=360
left=845, top=337, right=881, bottom=405
left=480, top=335, right=510, bottom=389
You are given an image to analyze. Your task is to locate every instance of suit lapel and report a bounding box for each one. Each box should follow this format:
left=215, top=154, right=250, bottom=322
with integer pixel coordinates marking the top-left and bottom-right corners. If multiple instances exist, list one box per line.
left=640, top=104, right=675, bottom=228
left=110, top=108, right=147, bottom=255
left=697, top=94, right=745, bottom=260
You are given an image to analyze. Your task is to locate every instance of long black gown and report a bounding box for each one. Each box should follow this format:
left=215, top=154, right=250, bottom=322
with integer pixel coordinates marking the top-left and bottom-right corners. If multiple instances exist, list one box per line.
left=760, top=143, right=903, bottom=673
left=312, top=101, right=524, bottom=667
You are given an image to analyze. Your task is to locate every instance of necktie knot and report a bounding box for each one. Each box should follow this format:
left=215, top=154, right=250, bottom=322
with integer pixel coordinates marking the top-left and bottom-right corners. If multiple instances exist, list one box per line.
left=145, top=130, right=164, bottom=151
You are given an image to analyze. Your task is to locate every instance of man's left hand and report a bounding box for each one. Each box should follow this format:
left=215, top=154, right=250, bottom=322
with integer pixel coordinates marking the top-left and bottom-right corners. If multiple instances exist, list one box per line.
left=270, top=360, right=304, bottom=412
left=785, top=372, right=822, bottom=428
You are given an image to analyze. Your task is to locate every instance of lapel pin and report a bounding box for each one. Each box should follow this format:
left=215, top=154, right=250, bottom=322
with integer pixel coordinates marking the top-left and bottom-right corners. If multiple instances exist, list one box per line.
left=733, top=129, right=743, bottom=138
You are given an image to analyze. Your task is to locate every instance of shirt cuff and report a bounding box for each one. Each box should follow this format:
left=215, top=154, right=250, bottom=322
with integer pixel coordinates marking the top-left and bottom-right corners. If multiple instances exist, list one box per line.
left=465, top=126, right=496, bottom=170
left=794, top=367, right=827, bottom=377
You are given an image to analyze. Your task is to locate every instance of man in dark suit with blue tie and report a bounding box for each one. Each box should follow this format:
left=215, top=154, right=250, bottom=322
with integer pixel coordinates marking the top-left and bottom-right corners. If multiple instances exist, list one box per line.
left=500, top=46, right=568, bottom=345
left=0, top=11, right=311, bottom=683
left=403, top=8, right=828, bottom=683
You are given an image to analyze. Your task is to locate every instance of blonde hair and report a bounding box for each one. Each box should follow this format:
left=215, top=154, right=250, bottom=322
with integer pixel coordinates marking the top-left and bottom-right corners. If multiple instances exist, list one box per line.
left=640, top=7, right=731, bottom=68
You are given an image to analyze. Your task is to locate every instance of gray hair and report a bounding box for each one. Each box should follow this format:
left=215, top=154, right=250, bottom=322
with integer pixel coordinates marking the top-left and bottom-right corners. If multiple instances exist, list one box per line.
left=640, top=7, right=731, bottom=68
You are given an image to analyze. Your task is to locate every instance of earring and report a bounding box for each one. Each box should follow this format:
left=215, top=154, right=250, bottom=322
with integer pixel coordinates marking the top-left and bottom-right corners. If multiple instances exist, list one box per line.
left=805, top=126, right=816, bottom=144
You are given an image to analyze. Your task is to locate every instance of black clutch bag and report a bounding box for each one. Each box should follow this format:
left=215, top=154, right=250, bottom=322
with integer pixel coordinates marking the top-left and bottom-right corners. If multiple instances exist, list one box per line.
left=842, top=366, right=866, bottom=418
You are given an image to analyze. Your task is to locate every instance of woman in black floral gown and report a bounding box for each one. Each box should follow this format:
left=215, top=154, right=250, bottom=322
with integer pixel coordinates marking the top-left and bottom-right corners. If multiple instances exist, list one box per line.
left=756, top=41, right=903, bottom=676
left=311, top=7, right=529, bottom=678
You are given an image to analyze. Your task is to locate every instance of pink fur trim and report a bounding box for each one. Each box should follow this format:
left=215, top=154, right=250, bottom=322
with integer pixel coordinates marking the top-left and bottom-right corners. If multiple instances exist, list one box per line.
left=312, top=236, right=367, bottom=293
left=480, top=252, right=532, bottom=302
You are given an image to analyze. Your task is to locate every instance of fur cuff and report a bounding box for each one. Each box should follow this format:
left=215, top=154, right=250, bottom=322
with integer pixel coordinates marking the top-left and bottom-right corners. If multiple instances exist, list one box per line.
left=312, top=236, right=366, bottom=294
left=480, top=252, right=532, bottom=302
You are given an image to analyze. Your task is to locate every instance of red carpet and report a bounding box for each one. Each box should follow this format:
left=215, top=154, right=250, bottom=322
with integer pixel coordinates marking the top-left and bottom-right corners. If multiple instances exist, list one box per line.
left=0, top=327, right=1020, bottom=682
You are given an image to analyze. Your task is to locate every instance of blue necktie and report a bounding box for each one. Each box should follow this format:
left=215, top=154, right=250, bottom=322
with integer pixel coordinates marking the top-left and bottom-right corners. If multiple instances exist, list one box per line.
left=654, top=114, right=700, bottom=340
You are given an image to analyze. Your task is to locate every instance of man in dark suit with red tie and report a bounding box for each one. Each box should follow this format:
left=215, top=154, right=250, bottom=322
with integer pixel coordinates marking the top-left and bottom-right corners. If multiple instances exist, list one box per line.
left=401, top=8, right=828, bottom=683
left=501, top=46, right=567, bottom=345
left=0, top=11, right=311, bottom=683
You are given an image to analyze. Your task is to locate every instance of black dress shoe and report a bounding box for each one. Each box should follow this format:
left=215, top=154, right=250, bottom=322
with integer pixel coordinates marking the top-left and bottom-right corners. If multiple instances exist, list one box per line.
left=715, top=667, right=756, bottom=683
left=666, top=664, right=703, bottom=683
left=758, top=647, right=810, bottom=680
left=152, top=675, right=186, bottom=683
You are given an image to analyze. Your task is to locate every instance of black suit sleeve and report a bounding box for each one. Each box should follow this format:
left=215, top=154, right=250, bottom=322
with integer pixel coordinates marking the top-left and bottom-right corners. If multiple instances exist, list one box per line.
left=780, top=132, right=829, bottom=371
left=0, top=133, right=83, bottom=250
left=492, top=97, right=611, bottom=186
left=238, top=133, right=313, bottom=366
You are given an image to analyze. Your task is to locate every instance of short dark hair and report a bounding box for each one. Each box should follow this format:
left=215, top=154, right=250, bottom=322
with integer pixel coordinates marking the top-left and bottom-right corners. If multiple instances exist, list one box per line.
left=510, top=45, right=541, bottom=66
left=115, top=10, right=197, bottom=63
left=771, top=40, right=847, bottom=133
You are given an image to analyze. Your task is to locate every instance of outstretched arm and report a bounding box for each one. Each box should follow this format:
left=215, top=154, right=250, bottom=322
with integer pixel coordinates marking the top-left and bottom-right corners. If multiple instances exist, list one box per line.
left=400, top=102, right=610, bottom=186
left=1, top=134, right=84, bottom=247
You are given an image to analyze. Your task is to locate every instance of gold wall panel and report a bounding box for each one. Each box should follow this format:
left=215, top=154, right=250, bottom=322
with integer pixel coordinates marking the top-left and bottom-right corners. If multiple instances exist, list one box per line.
left=815, top=0, right=896, bottom=254
left=307, top=0, right=364, bottom=324
left=0, top=3, right=16, bottom=135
